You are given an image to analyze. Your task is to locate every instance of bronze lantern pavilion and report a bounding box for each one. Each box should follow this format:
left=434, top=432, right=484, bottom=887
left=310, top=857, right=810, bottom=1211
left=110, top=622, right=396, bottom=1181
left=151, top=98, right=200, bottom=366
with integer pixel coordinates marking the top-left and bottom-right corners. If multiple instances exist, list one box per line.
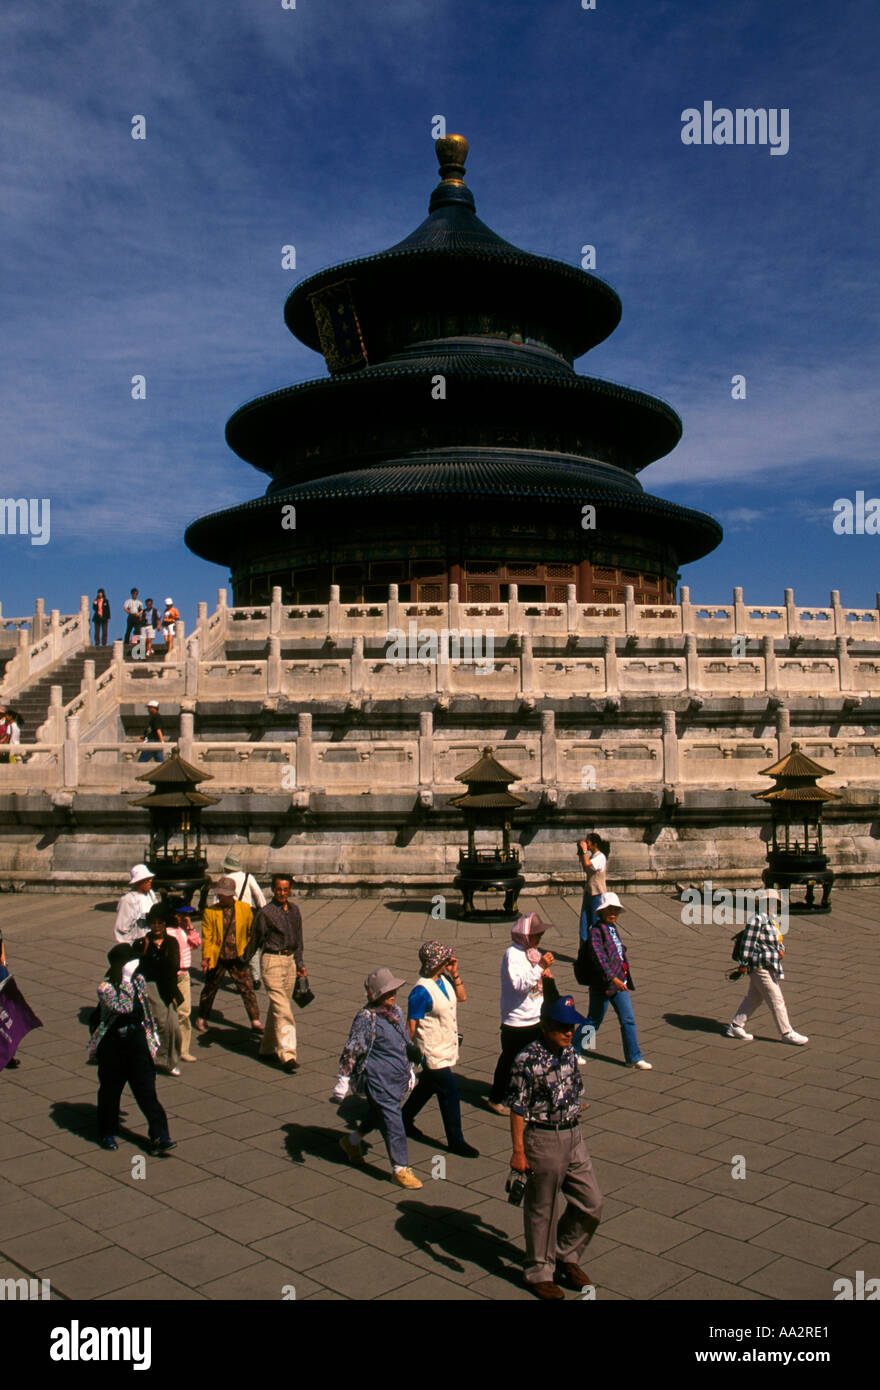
left=131, top=751, right=221, bottom=905
left=450, top=745, right=526, bottom=916
left=753, top=743, right=840, bottom=910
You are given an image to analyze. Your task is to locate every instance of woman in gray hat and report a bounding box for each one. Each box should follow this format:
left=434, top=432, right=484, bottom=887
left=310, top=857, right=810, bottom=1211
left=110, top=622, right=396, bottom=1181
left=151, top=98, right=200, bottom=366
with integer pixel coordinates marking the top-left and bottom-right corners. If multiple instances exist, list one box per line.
left=332, top=968, right=422, bottom=1190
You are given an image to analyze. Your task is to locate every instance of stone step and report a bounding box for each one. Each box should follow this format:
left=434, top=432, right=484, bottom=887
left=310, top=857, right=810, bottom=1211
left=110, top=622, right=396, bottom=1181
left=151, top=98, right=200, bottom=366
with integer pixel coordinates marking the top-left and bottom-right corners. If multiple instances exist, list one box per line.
left=14, top=646, right=116, bottom=742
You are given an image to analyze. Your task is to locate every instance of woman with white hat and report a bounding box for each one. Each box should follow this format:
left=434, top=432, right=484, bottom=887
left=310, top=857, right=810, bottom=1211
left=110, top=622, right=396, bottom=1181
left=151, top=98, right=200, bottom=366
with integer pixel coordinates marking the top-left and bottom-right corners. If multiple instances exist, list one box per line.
left=487, top=913, right=556, bottom=1115
left=162, top=598, right=180, bottom=656
left=114, top=864, right=158, bottom=944
left=575, top=893, right=651, bottom=1070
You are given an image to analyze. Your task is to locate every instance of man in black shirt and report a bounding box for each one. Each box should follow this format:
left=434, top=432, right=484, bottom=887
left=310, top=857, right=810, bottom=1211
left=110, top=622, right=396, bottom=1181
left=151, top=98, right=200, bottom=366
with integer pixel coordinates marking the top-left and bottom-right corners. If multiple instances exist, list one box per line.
left=248, top=875, right=305, bottom=1074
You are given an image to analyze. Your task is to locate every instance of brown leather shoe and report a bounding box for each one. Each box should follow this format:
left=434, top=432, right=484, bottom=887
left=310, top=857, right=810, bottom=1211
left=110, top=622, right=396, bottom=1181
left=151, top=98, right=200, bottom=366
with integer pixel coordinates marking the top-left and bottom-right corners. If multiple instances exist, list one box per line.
left=529, top=1280, right=565, bottom=1300
left=555, top=1261, right=594, bottom=1291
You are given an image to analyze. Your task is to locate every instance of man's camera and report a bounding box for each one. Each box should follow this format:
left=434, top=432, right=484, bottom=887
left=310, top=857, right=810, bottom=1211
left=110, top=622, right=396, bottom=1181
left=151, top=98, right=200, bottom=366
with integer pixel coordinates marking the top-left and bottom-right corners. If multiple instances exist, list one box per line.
left=506, top=1168, right=529, bottom=1206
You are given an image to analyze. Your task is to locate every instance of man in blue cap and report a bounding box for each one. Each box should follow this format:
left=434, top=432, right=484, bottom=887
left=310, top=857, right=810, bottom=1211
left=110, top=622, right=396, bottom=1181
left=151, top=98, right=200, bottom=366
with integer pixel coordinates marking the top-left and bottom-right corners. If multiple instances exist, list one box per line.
left=506, top=994, right=603, bottom=1299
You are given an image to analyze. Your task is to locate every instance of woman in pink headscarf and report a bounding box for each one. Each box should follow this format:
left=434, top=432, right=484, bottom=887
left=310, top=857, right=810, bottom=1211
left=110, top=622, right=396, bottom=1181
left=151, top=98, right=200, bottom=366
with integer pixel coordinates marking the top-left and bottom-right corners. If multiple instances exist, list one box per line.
left=486, top=914, right=556, bottom=1116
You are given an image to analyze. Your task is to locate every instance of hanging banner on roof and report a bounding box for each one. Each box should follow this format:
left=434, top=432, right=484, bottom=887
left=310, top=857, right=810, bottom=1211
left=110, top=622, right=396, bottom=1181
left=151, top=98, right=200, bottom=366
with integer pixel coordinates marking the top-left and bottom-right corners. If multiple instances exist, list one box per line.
left=309, top=279, right=368, bottom=374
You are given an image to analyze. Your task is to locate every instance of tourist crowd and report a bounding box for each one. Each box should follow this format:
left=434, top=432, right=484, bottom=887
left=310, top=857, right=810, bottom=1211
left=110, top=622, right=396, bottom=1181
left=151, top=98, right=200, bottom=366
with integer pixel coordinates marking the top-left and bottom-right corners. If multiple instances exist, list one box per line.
left=81, top=834, right=807, bottom=1298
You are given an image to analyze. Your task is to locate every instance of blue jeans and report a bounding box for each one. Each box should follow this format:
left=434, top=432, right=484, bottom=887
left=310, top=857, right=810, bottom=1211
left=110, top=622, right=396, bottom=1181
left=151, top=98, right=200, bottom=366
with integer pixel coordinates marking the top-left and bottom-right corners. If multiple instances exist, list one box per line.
left=575, top=987, right=642, bottom=1064
left=578, top=891, right=600, bottom=944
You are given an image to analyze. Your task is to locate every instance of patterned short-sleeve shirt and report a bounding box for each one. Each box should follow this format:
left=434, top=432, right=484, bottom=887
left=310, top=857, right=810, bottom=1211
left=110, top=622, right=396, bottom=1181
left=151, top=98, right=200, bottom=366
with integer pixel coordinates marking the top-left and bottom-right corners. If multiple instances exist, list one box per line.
left=506, top=1038, right=583, bottom=1124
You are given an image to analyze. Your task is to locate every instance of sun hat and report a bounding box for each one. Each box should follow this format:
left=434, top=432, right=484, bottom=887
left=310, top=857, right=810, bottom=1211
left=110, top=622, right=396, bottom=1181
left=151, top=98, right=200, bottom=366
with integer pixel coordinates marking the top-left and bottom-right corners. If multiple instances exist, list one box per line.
left=215, top=876, right=237, bottom=896
left=418, top=941, right=453, bottom=974
left=146, top=700, right=159, bottom=709
left=164, top=597, right=173, bottom=606
left=222, top=851, right=244, bottom=871
left=594, top=892, right=624, bottom=914
left=364, top=967, right=406, bottom=1003
left=511, top=912, right=551, bottom=942
left=128, top=863, right=154, bottom=886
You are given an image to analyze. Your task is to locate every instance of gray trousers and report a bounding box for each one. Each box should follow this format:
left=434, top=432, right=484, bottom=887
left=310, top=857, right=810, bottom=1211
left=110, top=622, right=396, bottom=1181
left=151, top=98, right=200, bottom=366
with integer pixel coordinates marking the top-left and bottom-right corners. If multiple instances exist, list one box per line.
left=522, top=1125, right=603, bottom=1284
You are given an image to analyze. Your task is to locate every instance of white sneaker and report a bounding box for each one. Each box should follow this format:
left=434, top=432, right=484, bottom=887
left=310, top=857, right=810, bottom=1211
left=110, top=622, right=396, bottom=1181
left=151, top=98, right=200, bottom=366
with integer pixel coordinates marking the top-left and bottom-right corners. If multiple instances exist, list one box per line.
left=169, top=1066, right=181, bottom=1076
left=726, top=1024, right=754, bottom=1040
left=627, top=1059, right=652, bottom=1070
left=782, top=1031, right=809, bottom=1045
left=577, top=1053, right=590, bottom=1066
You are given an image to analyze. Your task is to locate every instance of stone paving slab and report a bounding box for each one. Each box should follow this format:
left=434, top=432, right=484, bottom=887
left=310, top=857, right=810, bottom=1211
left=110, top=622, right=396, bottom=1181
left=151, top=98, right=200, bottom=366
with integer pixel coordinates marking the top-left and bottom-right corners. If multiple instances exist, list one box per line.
left=1, top=887, right=879, bottom=1301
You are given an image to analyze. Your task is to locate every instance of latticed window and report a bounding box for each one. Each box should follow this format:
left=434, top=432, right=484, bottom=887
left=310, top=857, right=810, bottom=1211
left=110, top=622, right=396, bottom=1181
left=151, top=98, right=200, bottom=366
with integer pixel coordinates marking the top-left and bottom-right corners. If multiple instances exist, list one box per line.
left=508, top=563, right=539, bottom=577
left=547, top=564, right=574, bottom=579
left=419, top=584, right=444, bottom=601
left=467, top=584, right=493, bottom=601
left=549, top=585, right=569, bottom=601
left=467, top=562, right=499, bottom=576
left=593, top=588, right=612, bottom=600
left=594, top=568, right=617, bottom=582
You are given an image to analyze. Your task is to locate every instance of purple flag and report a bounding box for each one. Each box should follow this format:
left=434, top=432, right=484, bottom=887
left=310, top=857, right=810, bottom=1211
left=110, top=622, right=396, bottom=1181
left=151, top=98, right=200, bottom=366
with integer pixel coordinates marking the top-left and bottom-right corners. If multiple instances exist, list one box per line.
left=0, top=975, right=42, bottom=1069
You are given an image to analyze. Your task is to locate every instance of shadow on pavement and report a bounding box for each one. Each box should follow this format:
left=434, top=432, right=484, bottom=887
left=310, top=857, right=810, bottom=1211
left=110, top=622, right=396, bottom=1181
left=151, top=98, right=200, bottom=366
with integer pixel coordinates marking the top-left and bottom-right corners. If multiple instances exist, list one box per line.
left=663, top=1012, right=728, bottom=1034
left=395, top=1199, right=523, bottom=1284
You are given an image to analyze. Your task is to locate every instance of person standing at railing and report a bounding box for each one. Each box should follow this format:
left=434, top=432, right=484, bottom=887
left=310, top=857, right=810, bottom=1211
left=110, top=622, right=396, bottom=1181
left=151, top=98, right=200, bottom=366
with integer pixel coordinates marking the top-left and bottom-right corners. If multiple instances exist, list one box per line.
left=0, top=705, right=11, bottom=763
left=92, top=589, right=110, bottom=646
left=122, top=588, right=143, bottom=644
left=141, top=598, right=160, bottom=658
left=162, top=598, right=180, bottom=656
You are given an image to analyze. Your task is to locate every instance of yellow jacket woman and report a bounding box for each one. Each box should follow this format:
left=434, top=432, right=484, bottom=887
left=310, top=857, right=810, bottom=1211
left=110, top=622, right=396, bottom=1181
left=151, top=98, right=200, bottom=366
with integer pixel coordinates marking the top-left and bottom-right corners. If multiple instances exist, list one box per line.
left=200, top=901, right=254, bottom=971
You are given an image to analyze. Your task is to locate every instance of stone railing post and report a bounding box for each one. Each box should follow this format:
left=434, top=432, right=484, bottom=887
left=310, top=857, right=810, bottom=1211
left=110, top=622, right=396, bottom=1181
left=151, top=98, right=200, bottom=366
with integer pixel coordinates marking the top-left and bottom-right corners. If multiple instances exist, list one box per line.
left=685, top=634, right=700, bottom=691
left=63, top=712, right=80, bottom=790
left=763, top=634, right=778, bottom=691
left=733, top=586, right=746, bottom=635
left=776, top=704, right=791, bottom=758
left=16, top=626, right=29, bottom=677
left=623, top=584, right=636, bottom=633
left=49, top=608, right=60, bottom=661
left=268, top=635, right=281, bottom=696
left=661, top=709, right=679, bottom=784
left=351, top=634, right=364, bottom=694
left=507, top=583, right=522, bottom=632
left=112, top=639, right=124, bottom=677
left=784, top=587, right=797, bottom=636
left=184, top=633, right=200, bottom=696
left=521, top=632, right=534, bottom=695
left=566, top=583, right=578, bottom=634
left=447, top=582, right=460, bottom=633
left=82, top=659, right=96, bottom=724
left=387, top=583, right=400, bottom=634
left=79, top=594, right=90, bottom=642
left=679, top=584, right=694, bottom=634
left=836, top=635, right=851, bottom=691
left=179, top=711, right=195, bottom=763
left=830, top=589, right=844, bottom=636
left=216, top=587, right=228, bottom=648
left=296, top=712, right=312, bottom=789
left=49, top=684, right=64, bottom=743
left=270, top=586, right=282, bottom=636
left=419, top=710, right=433, bottom=785
left=329, top=584, right=340, bottom=634
left=604, top=634, right=618, bottom=695
left=33, top=597, right=45, bottom=641
left=540, top=708, right=557, bottom=786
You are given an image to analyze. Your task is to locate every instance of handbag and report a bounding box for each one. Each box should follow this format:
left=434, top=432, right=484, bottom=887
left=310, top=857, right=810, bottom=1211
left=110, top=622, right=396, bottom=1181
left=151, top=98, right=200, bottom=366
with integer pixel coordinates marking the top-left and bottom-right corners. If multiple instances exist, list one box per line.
left=293, top=974, right=315, bottom=1008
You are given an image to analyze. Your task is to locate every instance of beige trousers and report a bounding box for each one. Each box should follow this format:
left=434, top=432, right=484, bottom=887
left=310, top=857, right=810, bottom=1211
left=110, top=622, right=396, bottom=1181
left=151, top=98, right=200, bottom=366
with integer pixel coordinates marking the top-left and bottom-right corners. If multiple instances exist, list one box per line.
left=732, top=967, right=793, bottom=1036
left=522, top=1126, right=603, bottom=1285
left=176, top=972, right=192, bottom=1056
left=260, top=954, right=298, bottom=1062
left=145, top=980, right=181, bottom=1070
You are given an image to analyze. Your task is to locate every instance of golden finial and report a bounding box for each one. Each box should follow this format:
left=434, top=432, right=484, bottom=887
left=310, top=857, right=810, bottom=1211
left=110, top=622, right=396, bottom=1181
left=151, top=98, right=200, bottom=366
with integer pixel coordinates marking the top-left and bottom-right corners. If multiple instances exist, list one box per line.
left=436, top=133, right=468, bottom=186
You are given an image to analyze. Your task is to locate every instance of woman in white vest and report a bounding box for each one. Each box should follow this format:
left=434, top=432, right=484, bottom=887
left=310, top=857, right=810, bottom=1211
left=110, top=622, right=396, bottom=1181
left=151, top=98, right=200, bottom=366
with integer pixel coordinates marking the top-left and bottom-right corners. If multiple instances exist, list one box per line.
left=401, top=941, right=479, bottom=1158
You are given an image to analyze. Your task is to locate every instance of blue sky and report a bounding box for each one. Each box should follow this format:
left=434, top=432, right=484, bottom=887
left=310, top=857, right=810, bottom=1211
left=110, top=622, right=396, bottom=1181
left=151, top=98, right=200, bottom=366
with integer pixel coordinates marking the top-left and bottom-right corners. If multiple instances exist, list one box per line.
left=2, top=0, right=878, bottom=630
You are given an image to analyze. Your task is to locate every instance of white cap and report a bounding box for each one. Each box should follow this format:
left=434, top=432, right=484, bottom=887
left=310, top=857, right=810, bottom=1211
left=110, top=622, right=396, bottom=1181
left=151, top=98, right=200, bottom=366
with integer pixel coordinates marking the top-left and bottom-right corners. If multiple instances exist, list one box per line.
left=595, top=891, right=624, bottom=913
left=128, top=863, right=153, bottom=886
left=164, top=597, right=173, bottom=606
left=147, top=700, right=159, bottom=708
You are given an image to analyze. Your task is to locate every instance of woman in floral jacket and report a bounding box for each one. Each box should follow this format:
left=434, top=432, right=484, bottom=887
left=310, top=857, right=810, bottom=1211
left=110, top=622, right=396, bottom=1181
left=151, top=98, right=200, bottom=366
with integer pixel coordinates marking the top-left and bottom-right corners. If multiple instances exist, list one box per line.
left=331, top=967, right=422, bottom=1190
left=89, top=943, right=175, bottom=1153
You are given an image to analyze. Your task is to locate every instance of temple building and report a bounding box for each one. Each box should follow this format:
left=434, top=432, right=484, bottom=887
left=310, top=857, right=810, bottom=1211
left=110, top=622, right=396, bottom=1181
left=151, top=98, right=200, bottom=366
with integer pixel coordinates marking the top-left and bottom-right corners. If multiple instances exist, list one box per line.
left=185, top=135, right=722, bottom=606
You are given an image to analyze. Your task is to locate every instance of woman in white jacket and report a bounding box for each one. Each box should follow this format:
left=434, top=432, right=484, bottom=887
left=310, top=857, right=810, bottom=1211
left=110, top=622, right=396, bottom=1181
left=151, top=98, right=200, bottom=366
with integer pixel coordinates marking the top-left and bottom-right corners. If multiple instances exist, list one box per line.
left=486, top=914, right=555, bottom=1116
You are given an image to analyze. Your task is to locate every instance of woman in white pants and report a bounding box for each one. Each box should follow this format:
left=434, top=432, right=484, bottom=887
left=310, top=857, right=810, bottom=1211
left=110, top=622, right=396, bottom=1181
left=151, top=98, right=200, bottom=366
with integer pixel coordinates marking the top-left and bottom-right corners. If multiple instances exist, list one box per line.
left=727, top=890, right=808, bottom=1045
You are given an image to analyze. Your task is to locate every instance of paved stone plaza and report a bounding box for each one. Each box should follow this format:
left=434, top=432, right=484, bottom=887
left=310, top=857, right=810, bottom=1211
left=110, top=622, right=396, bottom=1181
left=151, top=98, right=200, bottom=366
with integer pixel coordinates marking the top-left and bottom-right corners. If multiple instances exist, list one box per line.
left=1, top=889, right=879, bottom=1302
